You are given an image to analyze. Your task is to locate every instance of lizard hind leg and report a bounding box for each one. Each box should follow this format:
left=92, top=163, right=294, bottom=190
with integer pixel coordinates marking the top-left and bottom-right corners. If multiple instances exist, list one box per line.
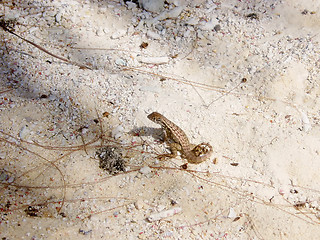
left=191, top=143, right=212, bottom=157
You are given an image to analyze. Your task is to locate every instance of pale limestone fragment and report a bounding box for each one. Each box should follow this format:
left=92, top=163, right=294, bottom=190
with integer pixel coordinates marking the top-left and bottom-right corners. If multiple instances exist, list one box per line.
left=147, top=207, right=182, bottom=222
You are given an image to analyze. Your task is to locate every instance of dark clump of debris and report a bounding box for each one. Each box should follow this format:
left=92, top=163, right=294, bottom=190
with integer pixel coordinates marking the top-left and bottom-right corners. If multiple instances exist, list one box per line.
left=96, top=147, right=126, bottom=175
left=24, top=206, right=42, bottom=217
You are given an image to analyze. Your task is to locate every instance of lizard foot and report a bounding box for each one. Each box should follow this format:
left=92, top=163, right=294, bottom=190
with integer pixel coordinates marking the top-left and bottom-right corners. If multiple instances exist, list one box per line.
left=192, top=143, right=212, bottom=157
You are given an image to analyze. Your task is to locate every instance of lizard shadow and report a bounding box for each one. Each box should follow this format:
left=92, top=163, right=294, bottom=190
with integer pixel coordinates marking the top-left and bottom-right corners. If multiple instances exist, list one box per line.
left=129, top=127, right=165, bottom=142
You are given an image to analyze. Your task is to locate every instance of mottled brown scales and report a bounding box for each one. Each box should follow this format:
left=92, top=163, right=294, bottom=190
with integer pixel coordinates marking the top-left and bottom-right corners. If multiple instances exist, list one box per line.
left=148, top=112, right=213, bottom=164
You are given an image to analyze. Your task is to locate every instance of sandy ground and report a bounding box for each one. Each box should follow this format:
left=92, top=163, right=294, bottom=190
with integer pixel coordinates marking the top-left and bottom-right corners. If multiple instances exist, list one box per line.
left=1, top=0, right=320, bottom=239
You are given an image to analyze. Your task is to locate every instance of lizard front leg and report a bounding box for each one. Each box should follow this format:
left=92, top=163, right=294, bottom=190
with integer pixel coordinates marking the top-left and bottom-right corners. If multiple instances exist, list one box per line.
left=184, top=143, right=213, bottom=164
left=157, top=142, right=181, bottom=160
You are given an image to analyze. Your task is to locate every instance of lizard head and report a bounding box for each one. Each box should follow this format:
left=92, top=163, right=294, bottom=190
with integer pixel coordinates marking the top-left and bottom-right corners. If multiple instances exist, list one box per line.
left=147, top=112, right=163, bottom=124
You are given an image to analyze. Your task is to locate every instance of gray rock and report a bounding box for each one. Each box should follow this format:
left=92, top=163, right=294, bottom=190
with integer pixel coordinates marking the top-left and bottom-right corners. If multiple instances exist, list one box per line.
left=138, top=0, right=165, bottom=13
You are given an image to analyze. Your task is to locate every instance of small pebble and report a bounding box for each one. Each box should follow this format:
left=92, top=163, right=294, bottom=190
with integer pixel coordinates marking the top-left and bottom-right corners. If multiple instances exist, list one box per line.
left=156, top=205, right=166, bottom=212
left=79, top=229, right=92, bottom=235
left=146, top=30, right=161, bottom=40
left=227, top=208, right=237, bottom=219
left=147, top=207, right=182, bottom=222
left=112, top=125, right=124, bottom=140
left=7, top=176, right=15, bottom=183
left=154, top=24, right=164, bottom=31
left=0, top=171, right=10, bottom=182
left=301, top=111, right=312, bottom=132
left=19, top=125, right=30, bottom=140
left=139, top=166, right=151, bottom=175
left=115, top=58, right=127, bottom=66
left=55, top=12, right=62, bottom=23
left=126, top=1, right=137, bottom=9
left=214, top=24, right=221, bottom=32
left=199, top=19, right=218, bottom=31
left=113, top=211, right=119, bottom=217
left=134, top=199, right=145, bottom=210
left=96, top=27, right=105, bottom=36
left=138, top=0, right=164, bottom=13
left=111, top=29, right=127, bottom=39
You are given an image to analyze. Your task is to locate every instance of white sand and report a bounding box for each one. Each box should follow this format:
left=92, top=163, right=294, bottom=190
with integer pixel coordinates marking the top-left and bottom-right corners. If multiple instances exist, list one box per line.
left=1, top=0, right=320, bottom=239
